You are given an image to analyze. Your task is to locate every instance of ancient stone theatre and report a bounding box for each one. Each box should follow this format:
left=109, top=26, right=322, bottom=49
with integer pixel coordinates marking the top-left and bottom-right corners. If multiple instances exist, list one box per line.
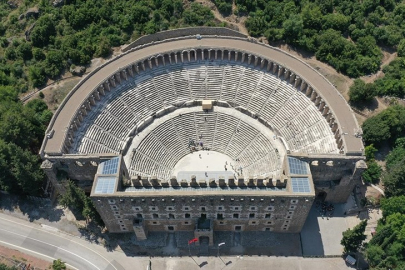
left=40, top=27, right=366, bottom=245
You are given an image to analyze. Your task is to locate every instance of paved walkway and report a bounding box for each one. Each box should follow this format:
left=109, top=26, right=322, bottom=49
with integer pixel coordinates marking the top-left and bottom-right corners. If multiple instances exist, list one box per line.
left=301, top=200, right=361, bottom=256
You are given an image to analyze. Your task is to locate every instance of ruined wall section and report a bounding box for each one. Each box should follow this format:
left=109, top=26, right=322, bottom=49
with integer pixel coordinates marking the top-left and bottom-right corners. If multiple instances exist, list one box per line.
left=290, top=154, right=366, bottom=203
left=122, top=27, right=247, bottom=52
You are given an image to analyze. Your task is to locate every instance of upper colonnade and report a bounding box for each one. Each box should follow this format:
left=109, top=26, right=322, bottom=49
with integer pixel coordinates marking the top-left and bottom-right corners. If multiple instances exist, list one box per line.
left=40, top=32, right=363, bottom=158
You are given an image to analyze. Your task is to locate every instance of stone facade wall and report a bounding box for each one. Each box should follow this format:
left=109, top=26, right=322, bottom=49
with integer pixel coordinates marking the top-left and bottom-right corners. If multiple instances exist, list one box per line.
left=122, top=27, right=246, bottom=52
left=91, top=194, right=314, bottom=240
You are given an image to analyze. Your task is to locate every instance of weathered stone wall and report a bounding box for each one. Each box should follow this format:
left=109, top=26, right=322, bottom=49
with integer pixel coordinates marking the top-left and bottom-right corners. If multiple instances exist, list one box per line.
left=122, top=27, right=247, bottom=52
left=291, top=154, right=366, bottom=203
left=91, top=194, right=314, bottom=238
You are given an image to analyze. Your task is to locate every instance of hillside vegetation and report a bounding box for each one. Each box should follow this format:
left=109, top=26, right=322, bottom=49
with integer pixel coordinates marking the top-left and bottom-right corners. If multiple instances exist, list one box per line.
left=215, top=0, right=405, bottom=78
left=0, top=0, right=218, bottom=93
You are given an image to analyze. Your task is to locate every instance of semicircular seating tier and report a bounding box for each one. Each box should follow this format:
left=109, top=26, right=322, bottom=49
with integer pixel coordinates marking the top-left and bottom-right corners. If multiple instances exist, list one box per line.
left=127, top=111, right=282, bottom=180
left=71, top=59, right=339, bottom=161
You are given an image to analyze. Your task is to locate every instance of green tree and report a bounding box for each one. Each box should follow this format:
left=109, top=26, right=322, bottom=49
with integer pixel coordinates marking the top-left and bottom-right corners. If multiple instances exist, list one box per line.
left=381, top=196, right=405, bottom=217
left=382, top=160, right=405, bottom=197
left=16, top=42, right=32, bottom=60
left=59, top=181, right=104, bottom=225
left=31, top=14, right=56, bottom=47
left=366, top=244, right=385, bottom=267
left=28, top=64, right=47, bottom=88
left=362, top=105, right=405, bottom=147
left=386, top=145, right=405, bottom=171
left=283, top=14, right=303, bottom=43
left=362, top=160, right=382, bottom=184
left=95, top=38, right=111, bottom=58
left=397, top=39, right=405, bottom=57
left=45, top=50, right=65, bottom=78
left=349, top=79, right=376, bottom=102
left=52, top=259, right=66, bottom=270
left=341, top=220, right=367, bottom=253
left=365, top=144, right=377, bottom=161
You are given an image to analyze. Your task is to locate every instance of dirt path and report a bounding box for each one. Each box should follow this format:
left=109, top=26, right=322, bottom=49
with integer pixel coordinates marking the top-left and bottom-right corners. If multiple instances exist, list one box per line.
left=195, top=0, right=249, bottom=35
left=20, top=49, right=122, bottom=105
left=361, top=50, right=397, bottom=84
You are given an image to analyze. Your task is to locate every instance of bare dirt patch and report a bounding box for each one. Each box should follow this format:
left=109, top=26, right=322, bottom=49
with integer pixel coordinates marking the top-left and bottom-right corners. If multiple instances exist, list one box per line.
left=195, top=0, right=249, bottom=35
left=0, top=245, right=51, bottom=270
left=42, top=78, right=82, bottom=112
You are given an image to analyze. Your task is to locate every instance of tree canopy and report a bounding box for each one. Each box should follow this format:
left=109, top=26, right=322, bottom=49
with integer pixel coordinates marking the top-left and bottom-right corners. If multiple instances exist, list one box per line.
left=0, top=0, right=219, bottom=93
left=362, top=105, right=405, bottom=147
left=59, top=180, right=103, bottom=225
left=349, top=79, right=376, bottom=103
left=221, top=0, right=398, bottom=77
left=0, top=88, right=51, bottom=195
left=341, top=220, right=368, bottom=254
left=365, top=197, right=405, bottom=269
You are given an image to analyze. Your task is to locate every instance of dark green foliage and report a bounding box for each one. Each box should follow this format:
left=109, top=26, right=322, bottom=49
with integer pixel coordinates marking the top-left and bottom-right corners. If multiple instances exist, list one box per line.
left=349, top=79, right=376, bottom=103
left=45, top=50, right=65, bottom=78
left=365, top=212, right=405, bottom=268
left=373, top=57, right=405, bottom=97
left=233, top=0, right=401, bottom=77
left=0, top=264, right=17, bottom=270
left=381, top=196, right=405, bottom=218
left=382, top=159, right=405, bottom=197
left=59, top=181, right=104, bottom=226
left=366, top=245, right=385, bottom=268
left=31, top=14, right=56, bottom=47
left=52, top=259, right=66, bottom=270
left=0, top=0, right=217, bottom=95
left=365, top=144, right=378, bottom=161
left=213, top=0, right=232, bottom=16
left=0, top=85, right=52, bottom=195
left=183, top=3, right=215, bottom=26
left=28, top=64, right=47, bottom=87
left=362, top=105, right=405, bottom=147
left=16, top=41, right=33, bottom=60
left=341, top=220, right=367, bottom=253
left=385, top=141, right=405, bottom=171
left=362, top=160, right=382, bottom=184
left=398, top=39, right=405, bottom=57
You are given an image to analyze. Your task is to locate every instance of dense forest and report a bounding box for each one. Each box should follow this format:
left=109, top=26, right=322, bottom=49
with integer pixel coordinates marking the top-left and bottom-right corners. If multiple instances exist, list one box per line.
left=0, top=0, right=218, bottom=93
left=212, top=0, right=405, bottom=77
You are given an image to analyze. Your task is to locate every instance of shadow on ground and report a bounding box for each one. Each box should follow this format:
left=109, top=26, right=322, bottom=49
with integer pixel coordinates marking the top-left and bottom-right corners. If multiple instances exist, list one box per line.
left=99, top=230, right=302, bottom=258
left=0, top=193, right=63, bottom=222
left=349, top=97, right=379, bottom=112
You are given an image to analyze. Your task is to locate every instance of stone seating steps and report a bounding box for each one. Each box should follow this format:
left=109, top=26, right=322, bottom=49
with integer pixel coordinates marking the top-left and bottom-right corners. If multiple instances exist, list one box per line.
left=93, top=111, right=128, bottom=139
left=107, top=98, right=138, bottom=128
left=128, top=112, right=279, bottom=179
left=72, top=60, right=338, bottom=157
left=206, top=64, right=223, bottom=99
left=152, top=73, right=178, bottom=104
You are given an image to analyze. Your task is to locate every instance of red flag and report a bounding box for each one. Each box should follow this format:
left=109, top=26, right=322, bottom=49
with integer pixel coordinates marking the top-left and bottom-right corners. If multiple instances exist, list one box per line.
left=188, top=238, right=198, bottom=244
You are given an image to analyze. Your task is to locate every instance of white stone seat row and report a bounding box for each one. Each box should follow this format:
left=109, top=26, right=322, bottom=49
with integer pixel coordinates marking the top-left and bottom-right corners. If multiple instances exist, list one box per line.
left=128, top=112, right=280, bottom=180
left=72, top=60, right=338, bottom=157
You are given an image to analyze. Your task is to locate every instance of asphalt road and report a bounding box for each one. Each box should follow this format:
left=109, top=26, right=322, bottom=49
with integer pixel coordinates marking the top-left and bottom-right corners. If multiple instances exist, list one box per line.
left=0, top=213, right=126, bottom=270
left=0, top=212, right=355, bottom=270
